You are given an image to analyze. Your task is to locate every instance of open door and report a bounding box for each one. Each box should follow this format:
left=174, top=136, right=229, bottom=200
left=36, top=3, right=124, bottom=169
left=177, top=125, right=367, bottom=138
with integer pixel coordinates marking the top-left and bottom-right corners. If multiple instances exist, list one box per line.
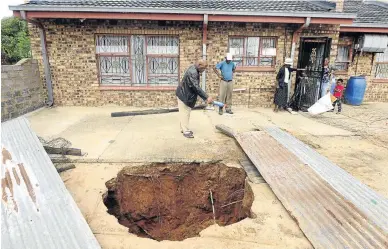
left=297, top=37, right=331, bottom=109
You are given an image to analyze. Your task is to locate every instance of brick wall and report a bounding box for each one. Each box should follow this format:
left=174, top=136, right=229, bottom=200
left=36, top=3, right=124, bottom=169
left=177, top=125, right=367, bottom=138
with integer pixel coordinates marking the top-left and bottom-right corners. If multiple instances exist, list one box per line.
left=207, top=23, right=339, bottom=107
left=30, top=19, right=203, bottom=107
left=29, top=20, right=341, bottom=108
left=335, top=36, right=388, bottom=102
left=206, top=22, right=288, bottom=107
left=1, top=59, right=45, bottom=121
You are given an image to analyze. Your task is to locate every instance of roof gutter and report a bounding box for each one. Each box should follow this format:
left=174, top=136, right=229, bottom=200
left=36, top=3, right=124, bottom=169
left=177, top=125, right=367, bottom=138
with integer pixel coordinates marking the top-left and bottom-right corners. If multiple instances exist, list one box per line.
left=20, top=11, right=54, bottom=106
left=340, top=23, right=388, bottom=33
left=12, top=10, right=354, bottom=25
left=9, top=5, right=356, bottom=19
left=340, top=26, right=388, bottom=34
left=341, top=23, right=388, bottom=28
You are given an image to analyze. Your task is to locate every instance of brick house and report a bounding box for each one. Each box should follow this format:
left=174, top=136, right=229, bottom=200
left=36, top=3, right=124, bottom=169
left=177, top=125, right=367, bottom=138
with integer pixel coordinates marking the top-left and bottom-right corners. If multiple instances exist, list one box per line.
left=9, top=0, right=387, bottom=108
left=335, top=0, right=388, bottom=102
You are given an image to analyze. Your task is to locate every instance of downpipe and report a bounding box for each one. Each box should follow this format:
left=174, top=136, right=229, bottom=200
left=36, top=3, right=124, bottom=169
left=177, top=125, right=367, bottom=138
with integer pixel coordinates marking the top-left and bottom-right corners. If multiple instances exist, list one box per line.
left=21, top=11, right=54, bottom=107
left=202, top=14, right=208, bottom=92
left=289, top=17, right=311, bottom=101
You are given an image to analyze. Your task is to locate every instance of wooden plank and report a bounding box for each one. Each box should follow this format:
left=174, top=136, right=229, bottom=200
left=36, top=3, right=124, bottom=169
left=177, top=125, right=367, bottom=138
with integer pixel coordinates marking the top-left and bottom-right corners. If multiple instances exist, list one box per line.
left=215, top=124, right=237, bottom=138
left=44, top=146, right=82, bottom=156
left=111, top=104, right=207, bottom=117
left=55, top=163, right=76, bottom=173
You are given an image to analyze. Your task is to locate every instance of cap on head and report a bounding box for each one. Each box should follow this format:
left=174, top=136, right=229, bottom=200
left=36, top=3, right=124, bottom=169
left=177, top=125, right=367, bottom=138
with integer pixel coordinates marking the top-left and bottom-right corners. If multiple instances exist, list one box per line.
left=285, top=58, right=293, bottom=65
left=226, top=53, right=233, bottom=61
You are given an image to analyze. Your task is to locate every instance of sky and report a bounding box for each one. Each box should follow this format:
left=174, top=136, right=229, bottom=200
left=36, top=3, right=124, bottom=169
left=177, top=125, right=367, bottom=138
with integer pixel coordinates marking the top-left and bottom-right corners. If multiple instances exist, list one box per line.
left=1, top=0, right=24, bottom=19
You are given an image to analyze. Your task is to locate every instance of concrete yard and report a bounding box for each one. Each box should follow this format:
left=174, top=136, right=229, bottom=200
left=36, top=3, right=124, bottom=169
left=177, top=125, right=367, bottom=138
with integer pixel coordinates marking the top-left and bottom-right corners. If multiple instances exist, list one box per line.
left=27, top=103, right=388, bottom=249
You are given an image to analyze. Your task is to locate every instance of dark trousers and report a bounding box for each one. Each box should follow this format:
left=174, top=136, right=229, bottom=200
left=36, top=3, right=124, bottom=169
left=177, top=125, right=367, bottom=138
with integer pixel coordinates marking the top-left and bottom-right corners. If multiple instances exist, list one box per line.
left=332, top=99, right=342, bottom=112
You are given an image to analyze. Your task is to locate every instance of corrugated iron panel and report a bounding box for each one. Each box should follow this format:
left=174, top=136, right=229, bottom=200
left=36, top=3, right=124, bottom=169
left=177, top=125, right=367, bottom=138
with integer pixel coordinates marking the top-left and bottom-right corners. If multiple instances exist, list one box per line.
left=236, top=130, right=387, bottom=248
left=265, top=126, right=388, bottom=233
left=1, top=117, right=101, bottom=249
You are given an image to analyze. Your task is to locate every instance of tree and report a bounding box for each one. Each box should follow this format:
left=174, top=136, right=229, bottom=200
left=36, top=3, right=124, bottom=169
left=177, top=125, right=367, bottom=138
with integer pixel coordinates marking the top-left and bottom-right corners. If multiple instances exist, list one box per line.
left=1, top=17, right=31, bottom=65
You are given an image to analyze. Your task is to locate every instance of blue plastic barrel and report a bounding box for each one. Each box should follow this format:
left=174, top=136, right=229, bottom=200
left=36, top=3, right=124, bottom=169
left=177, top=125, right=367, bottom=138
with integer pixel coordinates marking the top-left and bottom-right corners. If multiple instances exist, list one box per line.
left=344, top=76, right=367, bottom=106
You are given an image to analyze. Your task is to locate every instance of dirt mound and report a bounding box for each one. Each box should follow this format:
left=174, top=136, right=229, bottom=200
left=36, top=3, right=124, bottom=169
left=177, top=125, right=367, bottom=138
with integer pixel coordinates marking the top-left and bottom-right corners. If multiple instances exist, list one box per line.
left=102, top=162, right=253, bottom=241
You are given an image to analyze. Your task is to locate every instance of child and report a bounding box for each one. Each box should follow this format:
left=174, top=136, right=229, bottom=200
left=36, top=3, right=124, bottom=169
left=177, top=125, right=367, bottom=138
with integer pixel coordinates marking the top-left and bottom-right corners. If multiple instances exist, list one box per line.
left=332, top=79, right=345, bottom=114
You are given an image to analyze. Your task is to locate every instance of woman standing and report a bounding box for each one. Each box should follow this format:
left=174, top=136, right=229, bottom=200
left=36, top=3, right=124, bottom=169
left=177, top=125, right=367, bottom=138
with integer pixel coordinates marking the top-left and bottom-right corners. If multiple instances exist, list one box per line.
left=321, top=58, right=337, bottom=98
left=274, top=58, right=303, bottom=112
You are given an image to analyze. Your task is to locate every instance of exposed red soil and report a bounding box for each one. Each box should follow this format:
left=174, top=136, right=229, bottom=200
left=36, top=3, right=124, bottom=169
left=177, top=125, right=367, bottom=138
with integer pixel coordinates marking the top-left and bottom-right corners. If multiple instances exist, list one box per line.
left=102, top=163, right=253, bottom=241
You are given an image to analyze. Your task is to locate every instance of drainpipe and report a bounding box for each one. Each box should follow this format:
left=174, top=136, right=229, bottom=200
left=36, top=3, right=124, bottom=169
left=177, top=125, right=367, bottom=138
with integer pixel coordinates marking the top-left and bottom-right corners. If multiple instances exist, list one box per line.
left=290, top=17, right=311, bottom=64
left=289, top=16, right=311, bottom=101
left=21, top=11, right=54, bottom=107
left=202, top=14, right=208, bottom=91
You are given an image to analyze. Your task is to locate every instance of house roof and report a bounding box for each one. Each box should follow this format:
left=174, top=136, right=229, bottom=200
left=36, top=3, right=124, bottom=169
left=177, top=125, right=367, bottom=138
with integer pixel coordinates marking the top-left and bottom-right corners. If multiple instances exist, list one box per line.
left=16, top=0, right=335, bottom=12
left=343, top=0, right=388, bottom=28
left=1, top=117, right=101, bottom=249
left=10, top=0, right=355, bottom=19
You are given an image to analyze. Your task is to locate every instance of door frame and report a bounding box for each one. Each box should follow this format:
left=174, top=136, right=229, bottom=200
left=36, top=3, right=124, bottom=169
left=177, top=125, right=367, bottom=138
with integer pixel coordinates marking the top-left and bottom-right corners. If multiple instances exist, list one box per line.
left=296, top=37, right=332, bottom=107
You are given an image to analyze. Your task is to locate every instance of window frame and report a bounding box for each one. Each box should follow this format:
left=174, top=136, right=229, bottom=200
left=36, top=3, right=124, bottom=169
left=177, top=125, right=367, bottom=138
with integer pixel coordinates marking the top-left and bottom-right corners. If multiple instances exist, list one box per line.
left=335, top=41, right=353, bottom=72
left=95, top=34, right=132, bottom=86
left=95, top=34, right=180, bottom=89
left=374, top=46, right=388, bottom=81
left=145, top=35, right=180, bottom=87
left=228, top=36, right=277, bottom=72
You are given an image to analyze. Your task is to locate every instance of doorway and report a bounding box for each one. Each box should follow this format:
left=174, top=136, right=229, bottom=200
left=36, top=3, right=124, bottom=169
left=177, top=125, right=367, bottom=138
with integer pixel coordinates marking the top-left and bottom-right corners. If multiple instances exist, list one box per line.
left=297, top=37, right=331, bottom=109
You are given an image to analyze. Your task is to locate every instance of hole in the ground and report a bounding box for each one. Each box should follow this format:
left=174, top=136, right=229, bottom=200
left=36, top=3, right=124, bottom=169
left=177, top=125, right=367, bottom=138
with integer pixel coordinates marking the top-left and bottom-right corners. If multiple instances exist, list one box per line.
left=102, top=162, right=254, bottom=241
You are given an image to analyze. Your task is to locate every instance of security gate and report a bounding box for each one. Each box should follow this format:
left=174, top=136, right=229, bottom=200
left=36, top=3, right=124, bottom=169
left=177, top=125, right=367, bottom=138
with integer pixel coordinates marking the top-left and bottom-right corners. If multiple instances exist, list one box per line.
left=297, top=37, right=331, bottom=109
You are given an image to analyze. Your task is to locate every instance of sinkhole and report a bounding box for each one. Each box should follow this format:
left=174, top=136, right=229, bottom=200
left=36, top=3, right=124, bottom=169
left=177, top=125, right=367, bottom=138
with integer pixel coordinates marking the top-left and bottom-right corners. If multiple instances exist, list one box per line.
left=102, top=162, right=254, bottom=241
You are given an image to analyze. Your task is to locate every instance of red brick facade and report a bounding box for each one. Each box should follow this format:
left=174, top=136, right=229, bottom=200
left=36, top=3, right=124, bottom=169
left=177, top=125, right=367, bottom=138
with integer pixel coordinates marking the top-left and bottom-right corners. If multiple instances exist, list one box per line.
left=335, top=36, right=388, bottom=102
left=29, top=19, right=387, bottom=107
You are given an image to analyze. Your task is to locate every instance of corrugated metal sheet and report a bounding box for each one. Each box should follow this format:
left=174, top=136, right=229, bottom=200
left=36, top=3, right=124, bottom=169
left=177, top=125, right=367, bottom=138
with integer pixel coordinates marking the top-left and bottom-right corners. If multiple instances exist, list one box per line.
left=265, top=126, right=388, bottom=233
left=1, top=117, right=101, bottom=249
left=235, top=130, right=387, bottom=249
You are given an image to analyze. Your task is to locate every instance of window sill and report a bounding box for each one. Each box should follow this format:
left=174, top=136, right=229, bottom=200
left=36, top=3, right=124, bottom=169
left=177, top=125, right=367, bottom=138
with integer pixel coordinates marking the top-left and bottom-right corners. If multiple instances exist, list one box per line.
left=372, top=79, right=388, bottom=83
left=99, top=86, right=177, bottom=91
left=235, top=67, right=276, bottom=72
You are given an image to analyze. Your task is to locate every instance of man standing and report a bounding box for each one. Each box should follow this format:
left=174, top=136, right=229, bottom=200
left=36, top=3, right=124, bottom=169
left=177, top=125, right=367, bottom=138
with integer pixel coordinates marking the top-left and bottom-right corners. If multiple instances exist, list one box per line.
left=274, top=58, right=304, bottom=112
left=176, top=60, right=213, bottom=138
left=214, top=53, right=236, bottom=115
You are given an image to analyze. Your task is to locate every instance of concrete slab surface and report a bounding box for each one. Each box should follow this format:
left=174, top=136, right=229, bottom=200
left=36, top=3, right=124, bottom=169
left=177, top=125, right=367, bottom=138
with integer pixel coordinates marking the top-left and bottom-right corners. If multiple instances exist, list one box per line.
left=25, top=103, right=388, bottom=249
left=27, top=106, right=354, bottom=162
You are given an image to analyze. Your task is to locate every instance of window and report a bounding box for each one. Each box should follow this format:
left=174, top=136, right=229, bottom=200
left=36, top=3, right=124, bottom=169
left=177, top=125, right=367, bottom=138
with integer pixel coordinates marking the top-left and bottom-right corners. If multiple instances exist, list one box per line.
left=375, top=46, right=388, bottom=79
left=335, top=45, right=352, bottom=71
left=228, top=37, right=276, bottom=67
left=96, top=35, right=179, bottom=86
left=96, top=35, right=131, bottom=85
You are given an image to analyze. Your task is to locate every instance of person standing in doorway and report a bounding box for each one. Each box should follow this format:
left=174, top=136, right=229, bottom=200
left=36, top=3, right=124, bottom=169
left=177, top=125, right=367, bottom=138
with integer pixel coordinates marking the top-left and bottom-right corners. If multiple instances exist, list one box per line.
left=332, top=78, right=344, bottom=114
left=176, top=60, right=213, bottom=138
left=274, top=58, right=302, bottom=112
left=321, top=58, right=337, bottom=97
left=214, top=53, right=236, bottom=115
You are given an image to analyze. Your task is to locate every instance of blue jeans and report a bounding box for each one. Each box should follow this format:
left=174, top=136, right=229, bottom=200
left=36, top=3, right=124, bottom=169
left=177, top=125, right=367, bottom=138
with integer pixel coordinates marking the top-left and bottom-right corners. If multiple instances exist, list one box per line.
left=321, top=82, right=329, bottom=98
